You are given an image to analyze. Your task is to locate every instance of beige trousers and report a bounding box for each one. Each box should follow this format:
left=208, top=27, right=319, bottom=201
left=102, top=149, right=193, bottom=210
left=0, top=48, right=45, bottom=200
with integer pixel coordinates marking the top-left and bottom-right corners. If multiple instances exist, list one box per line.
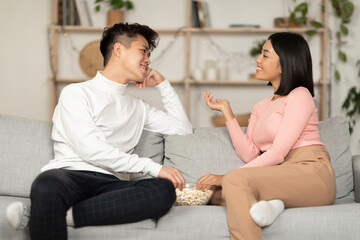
left=221, top=145, right=336, bottom=240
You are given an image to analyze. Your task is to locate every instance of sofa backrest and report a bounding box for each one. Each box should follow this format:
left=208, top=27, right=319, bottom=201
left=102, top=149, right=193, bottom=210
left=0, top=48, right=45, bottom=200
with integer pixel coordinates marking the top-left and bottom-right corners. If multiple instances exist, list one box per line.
left=0, top=114, right=164, bottom=198
left=164, top=115, right=353, bottom=200
left=0, top=114, right=54, bottom=198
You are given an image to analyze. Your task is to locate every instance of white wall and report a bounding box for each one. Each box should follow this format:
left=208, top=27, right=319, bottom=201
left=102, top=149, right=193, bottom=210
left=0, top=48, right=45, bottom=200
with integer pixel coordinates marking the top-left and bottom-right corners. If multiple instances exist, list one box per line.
left=0, top=0, right=51, bottom=120
left=1, top=0, right=359, bottom=153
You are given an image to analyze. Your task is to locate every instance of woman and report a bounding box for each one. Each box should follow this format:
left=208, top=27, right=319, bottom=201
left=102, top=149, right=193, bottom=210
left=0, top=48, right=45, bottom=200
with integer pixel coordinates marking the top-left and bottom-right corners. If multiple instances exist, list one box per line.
left=197, top=32, right=336, bottom=240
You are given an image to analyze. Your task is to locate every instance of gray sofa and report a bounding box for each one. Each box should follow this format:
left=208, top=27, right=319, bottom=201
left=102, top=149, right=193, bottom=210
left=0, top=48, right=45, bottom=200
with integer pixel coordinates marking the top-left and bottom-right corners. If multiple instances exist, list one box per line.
left=1, top=113, right=360, bottom=240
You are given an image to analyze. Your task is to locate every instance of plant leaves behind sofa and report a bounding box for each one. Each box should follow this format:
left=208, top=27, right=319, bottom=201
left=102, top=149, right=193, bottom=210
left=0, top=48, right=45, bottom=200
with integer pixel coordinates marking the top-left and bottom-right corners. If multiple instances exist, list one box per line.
left=1, top=114, right=360, bottom=239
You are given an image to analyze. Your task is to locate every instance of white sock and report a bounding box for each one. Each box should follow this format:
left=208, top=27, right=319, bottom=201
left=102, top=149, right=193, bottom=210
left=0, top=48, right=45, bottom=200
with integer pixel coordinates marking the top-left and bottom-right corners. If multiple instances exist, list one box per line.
left=66, top=207, right=74, bottom=227
left=6, top=202, right=75, bottom=229
left=250, top=200, right=285, bottom=227
left=5, top=202, right=30, bottom=230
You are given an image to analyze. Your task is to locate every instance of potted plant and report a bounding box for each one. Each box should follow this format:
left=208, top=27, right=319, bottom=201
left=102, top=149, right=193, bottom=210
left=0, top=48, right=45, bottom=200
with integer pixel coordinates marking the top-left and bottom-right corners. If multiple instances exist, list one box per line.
left=94, top=0, right=134, bottom=26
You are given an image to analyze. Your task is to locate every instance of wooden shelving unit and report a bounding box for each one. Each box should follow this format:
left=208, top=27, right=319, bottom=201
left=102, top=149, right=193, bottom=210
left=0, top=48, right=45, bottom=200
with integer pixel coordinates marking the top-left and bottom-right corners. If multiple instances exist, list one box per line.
left=49, top=0, right=329, bottom=120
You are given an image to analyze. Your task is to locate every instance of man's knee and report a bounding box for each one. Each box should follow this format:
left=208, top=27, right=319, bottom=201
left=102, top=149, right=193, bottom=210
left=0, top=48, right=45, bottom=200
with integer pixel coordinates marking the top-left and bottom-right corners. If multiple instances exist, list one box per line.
left=156, top=178, right=176, bottom=205
left=31, top=169, right=68, bottom=201
left=150, top=178, right=175, bottom=218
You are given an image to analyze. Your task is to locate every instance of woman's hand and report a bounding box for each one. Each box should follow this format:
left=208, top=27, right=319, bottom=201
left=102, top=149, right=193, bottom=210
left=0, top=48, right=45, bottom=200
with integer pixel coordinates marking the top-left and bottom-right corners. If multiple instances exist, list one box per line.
left=196, top=174, right=224, bottom=191
left=204, top=91, right=235, bottom=122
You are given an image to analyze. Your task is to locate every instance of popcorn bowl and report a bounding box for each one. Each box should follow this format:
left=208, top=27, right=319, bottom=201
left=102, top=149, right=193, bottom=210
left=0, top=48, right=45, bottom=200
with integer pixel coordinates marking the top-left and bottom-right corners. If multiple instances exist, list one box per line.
left=175, top=183, right=215, bottom=206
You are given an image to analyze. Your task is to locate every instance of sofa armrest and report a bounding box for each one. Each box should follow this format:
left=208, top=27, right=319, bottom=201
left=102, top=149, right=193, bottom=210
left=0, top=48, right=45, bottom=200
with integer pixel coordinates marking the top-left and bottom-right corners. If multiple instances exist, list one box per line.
left=352, top=154, right=360, bottom=203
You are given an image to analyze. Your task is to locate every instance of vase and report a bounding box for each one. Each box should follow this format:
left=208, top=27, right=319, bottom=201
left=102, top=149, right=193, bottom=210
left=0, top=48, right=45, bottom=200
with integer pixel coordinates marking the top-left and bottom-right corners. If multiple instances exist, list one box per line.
left=107, top=9, right=124, bottom=27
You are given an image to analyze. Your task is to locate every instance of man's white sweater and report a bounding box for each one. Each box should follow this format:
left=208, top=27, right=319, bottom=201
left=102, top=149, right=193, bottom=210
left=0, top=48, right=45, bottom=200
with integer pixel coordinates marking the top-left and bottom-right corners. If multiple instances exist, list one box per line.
left=41, top=72, right=192, bottom=180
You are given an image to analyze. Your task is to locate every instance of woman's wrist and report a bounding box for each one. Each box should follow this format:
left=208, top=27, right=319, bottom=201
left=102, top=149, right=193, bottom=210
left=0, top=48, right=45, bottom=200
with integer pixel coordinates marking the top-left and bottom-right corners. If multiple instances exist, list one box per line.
left=221, top=104, right=235, bottom=122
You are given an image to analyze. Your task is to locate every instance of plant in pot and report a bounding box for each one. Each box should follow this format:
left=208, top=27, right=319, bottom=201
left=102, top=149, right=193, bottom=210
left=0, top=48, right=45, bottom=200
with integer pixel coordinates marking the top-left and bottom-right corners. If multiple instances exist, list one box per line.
left=274, top=1, right=323, bottom=35
left=94, top=0, right=134, bottom=27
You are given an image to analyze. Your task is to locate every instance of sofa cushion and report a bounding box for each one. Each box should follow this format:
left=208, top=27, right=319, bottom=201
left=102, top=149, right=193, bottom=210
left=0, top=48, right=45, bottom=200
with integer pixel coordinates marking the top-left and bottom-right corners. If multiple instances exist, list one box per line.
left=130, top=131, right=164, bottom=181
left=318, top=116, right=353, bottom=199
left=0, top=114, right=54, bottom=198
left=164, top=116, right=353, bottom=199
left=164, top=127, right=244, bottom=183
left=0, top=114, right=164, bottom=197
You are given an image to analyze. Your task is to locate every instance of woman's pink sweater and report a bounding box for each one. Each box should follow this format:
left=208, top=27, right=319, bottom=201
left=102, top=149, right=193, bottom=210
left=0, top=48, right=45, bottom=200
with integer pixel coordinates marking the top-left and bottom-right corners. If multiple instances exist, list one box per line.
left=226, top=87, right=323, bottom=168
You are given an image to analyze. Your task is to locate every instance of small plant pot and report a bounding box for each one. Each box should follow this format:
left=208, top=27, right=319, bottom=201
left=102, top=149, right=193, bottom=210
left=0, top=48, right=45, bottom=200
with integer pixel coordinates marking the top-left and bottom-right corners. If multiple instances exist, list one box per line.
left=107, top=9, right=124, bottom=26
left=274, top=17, right=301, bottom=28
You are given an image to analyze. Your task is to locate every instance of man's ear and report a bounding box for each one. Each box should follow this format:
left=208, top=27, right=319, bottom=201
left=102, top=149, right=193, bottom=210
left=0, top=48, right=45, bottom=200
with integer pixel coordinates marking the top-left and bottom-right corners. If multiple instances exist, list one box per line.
left=113, top=42, right=123, bottom=58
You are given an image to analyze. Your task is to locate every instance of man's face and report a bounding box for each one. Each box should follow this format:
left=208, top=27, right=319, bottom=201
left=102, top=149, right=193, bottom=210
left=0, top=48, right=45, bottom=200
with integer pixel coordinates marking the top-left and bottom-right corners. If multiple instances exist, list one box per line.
left=119, top=34, right=151, bottom=82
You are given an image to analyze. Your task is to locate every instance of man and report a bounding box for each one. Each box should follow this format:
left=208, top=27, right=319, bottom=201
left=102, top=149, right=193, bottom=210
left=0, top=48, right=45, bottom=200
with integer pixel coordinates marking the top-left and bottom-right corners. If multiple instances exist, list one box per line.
left=6, top=22, right=192, bottom=240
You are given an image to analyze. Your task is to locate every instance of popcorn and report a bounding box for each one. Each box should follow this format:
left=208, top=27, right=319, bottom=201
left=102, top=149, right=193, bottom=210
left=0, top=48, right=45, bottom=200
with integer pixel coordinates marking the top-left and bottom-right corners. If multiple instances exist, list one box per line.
left=175, top=188, right=214, bottom=206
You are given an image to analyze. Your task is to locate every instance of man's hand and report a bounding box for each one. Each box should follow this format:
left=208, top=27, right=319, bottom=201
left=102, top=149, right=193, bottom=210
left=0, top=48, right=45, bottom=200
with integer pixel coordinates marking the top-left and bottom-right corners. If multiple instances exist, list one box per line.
left=158, top=166, right=186, bottom=190
left=136, top=68, right=166, bottom=90
left=196, top=173, right=224, bottom=191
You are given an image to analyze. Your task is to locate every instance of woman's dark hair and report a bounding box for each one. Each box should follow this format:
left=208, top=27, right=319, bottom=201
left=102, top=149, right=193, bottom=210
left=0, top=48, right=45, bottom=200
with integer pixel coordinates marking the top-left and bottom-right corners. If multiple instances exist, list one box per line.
left=268, top=32, right=314, bottom=97
left=100, top=22, right=159, bottom=66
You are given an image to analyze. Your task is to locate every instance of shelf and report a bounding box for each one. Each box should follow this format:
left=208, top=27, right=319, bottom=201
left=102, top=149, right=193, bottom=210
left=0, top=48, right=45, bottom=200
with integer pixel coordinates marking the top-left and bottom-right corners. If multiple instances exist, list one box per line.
left=48, top=25, right=185, bottom=34
left=49, top=0, right=329, bottom=120
left=55, top=78, right=185, bottom=85
left=189, top=80, right=267, bottom=86
left=49, top=25, right=326, bottom=35
left=188, top=27, right=326, bottom=34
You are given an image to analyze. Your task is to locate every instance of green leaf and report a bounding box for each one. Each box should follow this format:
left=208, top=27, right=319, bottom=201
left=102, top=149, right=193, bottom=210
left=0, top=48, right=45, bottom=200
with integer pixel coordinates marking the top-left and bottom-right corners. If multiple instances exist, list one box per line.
left=296, top=16, right=307, bottom=24
left=356, top=60, right=360, bottom=66
left=306, top=30, right=317, bottom=36
left=289, top=12, right=295, bottom=23
left=95, top=5, right=101, bottom=11
left=331, top=0, right=340, bottom=9
left=295, top=3, right=308, bottom=15
left=95, top=0, right=102, bottom=3
left=310, top=21, right=323, bottom=28
left=340, top=24, right=349, bottom=35
left=342, top=2, right=354, bottom=21
left=338, top=51, right=347, bottom=63
left=334, top=69, right=341, bottom=81
left=126, top=0, right=133, bottom=10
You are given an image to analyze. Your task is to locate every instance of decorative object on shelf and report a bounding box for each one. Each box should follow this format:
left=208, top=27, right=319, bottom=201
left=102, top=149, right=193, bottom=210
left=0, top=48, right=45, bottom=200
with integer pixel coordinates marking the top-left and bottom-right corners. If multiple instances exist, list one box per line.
left=191, top=0, right=210, bottom=28
left=218, top=63, right=229, bottom=81
left=94, top=0, right=134, bottom=26
left=192, top=66, right=203, bottom=81
left=79, top=40, right=104, bottom=78
left=212, top=113, right=251, bottom=127
left=204, top=60, right=217, bottom=81
left=274, top=2, right=323, bottom=35
left=75, top=0, right=92, bottom=26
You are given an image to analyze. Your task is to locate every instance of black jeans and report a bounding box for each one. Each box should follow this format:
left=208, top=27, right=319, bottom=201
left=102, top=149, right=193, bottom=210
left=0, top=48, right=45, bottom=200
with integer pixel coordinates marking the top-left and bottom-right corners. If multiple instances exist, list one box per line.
left=29, top=169, right=175, bottom=240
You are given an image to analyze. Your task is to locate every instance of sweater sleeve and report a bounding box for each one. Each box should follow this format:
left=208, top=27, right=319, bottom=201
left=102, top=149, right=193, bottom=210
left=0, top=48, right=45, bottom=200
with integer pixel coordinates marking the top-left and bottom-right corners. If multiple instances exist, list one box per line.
left=225, top=106, right=261, bottom=163
left=241, top=88, right=316, bottom=168
left=143, top=79, right=193, bottom=135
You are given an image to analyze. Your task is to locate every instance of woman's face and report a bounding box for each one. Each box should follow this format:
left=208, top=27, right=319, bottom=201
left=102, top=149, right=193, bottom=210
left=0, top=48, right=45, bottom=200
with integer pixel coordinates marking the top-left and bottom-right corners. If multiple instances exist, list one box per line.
left=255, top=40, right=282, bottom=90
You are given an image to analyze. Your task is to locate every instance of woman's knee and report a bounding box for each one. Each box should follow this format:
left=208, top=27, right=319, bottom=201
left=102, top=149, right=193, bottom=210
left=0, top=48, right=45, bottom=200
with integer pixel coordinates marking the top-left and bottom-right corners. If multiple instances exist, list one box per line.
left=222, top=170, right=258, bottom=196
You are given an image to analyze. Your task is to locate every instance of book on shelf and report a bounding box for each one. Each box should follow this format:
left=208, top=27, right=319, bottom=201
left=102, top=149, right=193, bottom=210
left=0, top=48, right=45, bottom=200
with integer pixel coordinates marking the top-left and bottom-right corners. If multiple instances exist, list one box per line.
left=74, top=0, right=92, bottom=26
left=57, top=0, right=63, bottom=25
left=58, top=0, right=82, bottom=26
left=192, top=0, right=210, bottom=28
